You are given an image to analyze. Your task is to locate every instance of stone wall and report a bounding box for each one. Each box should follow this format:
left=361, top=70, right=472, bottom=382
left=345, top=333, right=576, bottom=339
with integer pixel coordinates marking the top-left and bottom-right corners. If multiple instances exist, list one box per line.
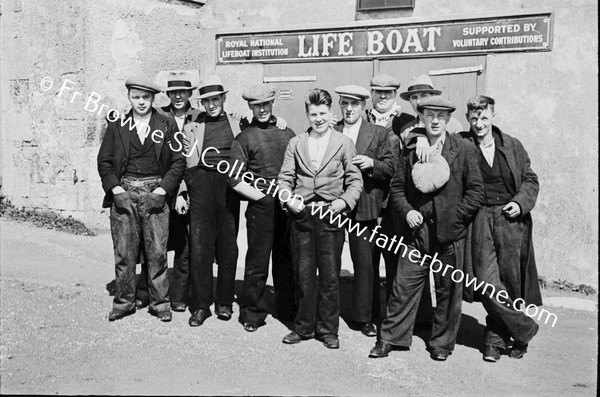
left=0, top=0, right=597, bottom=285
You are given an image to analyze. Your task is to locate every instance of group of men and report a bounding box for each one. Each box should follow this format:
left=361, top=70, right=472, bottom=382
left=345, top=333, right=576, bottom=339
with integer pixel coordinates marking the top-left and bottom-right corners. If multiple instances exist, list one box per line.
left=97, top=69, right=542, bottom=362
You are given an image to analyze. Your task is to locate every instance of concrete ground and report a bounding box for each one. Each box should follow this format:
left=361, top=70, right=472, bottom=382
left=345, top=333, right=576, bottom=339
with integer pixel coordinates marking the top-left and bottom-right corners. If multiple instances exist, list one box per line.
left=0, top=218, right=597, bottom=396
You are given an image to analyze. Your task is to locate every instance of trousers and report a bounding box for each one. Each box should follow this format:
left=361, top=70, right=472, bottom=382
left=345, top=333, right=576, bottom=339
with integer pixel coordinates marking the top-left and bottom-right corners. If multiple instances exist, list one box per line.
left=473, top=206, right=539, bottom=348
left=187, top=168, right=240, bottom=312
left=290, top=206, right=344, bottom=337
left=110, top=176, right=170, bottom=313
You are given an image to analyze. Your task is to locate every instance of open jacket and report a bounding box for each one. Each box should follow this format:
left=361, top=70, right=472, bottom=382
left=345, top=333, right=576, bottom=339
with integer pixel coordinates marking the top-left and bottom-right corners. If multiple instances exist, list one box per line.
left=278, top=128, right=363, bottom=211
left=460, top=126, right=542, bottom=306
left=390, top=132, right=484, bottom=245
left=97, top=109, right=185, bottom=208
left=334, top=119, right=395, bottom=221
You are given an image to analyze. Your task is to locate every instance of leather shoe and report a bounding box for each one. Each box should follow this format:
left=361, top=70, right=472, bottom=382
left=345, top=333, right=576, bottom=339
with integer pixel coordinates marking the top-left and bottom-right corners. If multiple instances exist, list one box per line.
left=483, top=345, right=501, bottom=362
left=359, top=322, right=377, bottom=337
left=135, top=298, right=149, bottom=309
left=189, top=308, right=211, bottom=327
left=282, top=331, right=304, bottom=344
left=108, top=308, right=135, bottom=322
left=243, top=322, right=258, bottom=332
left=316, top=335, right=339, bottom=349
left=215, top=304, right=233, bottom=321
left=171, top=302, right=187, bottom=312
left=369, top=341, right=392, bottom=358
left=509, top=343, right=529, bottom=359
left=157, top=311, right=172, bottom=322
left=429, top=348, right=451, bottom=361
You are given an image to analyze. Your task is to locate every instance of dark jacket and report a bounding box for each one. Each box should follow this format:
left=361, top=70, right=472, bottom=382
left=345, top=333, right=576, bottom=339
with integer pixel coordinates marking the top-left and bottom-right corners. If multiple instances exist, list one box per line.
left=461, top=126, right=542, bottom=306
left=97, top=109, right=185, bottom=208
left=335, top=119, right=395, bottom=221
left=391, top=132, right=484, bottom=245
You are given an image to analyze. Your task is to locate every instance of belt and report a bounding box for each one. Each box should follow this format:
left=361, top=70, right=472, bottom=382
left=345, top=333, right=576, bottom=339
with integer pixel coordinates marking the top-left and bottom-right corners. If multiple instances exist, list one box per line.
left=306, top=200, right=330, bottom=207
left=122, top=176, right=161, bottom=187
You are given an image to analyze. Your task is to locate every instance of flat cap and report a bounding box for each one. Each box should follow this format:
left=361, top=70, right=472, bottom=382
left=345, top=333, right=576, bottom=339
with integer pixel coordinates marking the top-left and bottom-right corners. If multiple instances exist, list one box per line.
left=334, top=84, right=370, bottom=101
left=125, top=75, right=161, bottom=94
left=370, top=74, right=400, bottom=91
left=417, top=95, right=456, bottom=113
left=242, top=84, right=276, bottom=104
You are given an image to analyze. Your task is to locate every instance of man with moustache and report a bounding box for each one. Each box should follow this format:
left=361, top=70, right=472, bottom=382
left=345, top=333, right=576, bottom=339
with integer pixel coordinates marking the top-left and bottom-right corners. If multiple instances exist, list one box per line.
left=278, top=88, right=363, bottom=349
left=333, top=84, right=394, bottom=337
left=97, top=76, right=185, bottom=322
left=136, top=72, right=201, bottom=312
left=461, top=95, right=541, bottom=362
left=179, top=75, right=241, bottom=327
left=228, top=84, right=297, bottom=332
left=369, top=96, right=483, bottom=361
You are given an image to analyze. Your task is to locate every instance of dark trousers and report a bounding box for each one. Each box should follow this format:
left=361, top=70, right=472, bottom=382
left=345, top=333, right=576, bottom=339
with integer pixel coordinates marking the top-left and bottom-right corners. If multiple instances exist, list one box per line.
left=169, top=213, right=190, bottom=304
left=187, top=168, right=239, bottom=312
left=136, top=213, right=190, bottom=305
left=110, top=177, right=170, bottom=313
left=373, top=209, right=433, bottom=325
left=473, top=206, right=539, bottom=348
left=380, top=241, right=462, bottom=353
left=240, top=195, right=296, bottom=324
left=347, top=219, right=380, bottom=323
left=290, top=206, right=344, bottom=338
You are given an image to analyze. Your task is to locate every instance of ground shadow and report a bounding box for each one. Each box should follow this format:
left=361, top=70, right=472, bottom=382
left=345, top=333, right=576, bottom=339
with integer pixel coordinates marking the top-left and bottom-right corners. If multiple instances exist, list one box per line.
left=106, top=270, right=485, bottom=350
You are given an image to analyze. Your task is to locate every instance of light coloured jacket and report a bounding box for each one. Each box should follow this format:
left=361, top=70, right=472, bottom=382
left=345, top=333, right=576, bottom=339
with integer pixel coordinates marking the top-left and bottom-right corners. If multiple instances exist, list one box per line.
left=278, top=128, right=363, bottom=210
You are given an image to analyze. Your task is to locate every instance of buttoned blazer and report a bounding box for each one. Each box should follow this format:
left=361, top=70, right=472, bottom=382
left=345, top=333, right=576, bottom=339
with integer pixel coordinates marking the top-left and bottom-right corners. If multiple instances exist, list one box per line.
left=390, top=132, right=484, bottom=244
left=334, top=119, right=395, bottom=221
left=97, top=109, right=185, bottom=208
left=278, top=129, right=363, bottom=210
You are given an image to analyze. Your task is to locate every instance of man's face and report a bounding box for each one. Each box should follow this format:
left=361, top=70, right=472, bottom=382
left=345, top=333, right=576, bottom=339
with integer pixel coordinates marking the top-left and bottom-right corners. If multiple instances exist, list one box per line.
left=466, top=106, right=495, bottom=139
left=201, top=94, right=226, bottom=117
left=167, top=89, right=192, bottom=110
left=371, top=89, right=396, bottom=113
left=128, top=88, right=154, bottom=117
left=422, top=108, right=450, bottom=138
left=409, top=92, right=432, bottom=114
left=339, top=97, right=364, bottom=125
left=306, top=103, right=333, bottom=134
left=249, top=100, right=273, bottom=123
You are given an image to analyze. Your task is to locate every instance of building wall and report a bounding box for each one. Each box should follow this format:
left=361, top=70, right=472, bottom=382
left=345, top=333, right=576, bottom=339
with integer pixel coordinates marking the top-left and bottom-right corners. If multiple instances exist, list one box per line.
left=0, top=0, right=597, bottom=285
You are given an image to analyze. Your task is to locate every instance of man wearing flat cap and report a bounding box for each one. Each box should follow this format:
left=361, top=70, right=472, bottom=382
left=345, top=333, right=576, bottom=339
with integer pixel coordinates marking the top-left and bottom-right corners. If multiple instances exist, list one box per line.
left=334, top=84, right=395, bottom=337
left=136, top=71, right=201, bottom=313
left=365, top=73, right=415, bottom=136
left=97, top=75, right=185, bottom=322
left=227, top=84, right=297, bottom=332
left=178, top=75, right=242, bottom=327
left=369, top=96, right=483, bottom=361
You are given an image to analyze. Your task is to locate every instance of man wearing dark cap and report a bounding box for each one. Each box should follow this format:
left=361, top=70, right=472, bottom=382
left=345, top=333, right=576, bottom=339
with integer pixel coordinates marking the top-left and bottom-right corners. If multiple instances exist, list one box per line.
left=136, top=71, right=201, bottom=312
left=179, top=75, right=242, bottom=327
left=369, top=96, right=483, bottom=361
left=97, top=76, right=185, bottom=322
left=461, top=95, right=541, bottom=362
left=365, top=73, right=415, bottom=135
left=334, top=84, right=395, bottom=337
left=228, top=84, right=297, bottom=332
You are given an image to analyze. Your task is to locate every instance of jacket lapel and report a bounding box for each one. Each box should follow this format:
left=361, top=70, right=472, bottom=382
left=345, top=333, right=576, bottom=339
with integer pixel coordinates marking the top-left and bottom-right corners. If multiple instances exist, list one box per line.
left=150, top=110, right=165, bottom=161
left=317, top=130, right=343, bottom=175
left=494, top=126, right=520, bottom=187
left=297, top=132, right=316, bottom=175
left=118, top=110, right=133, bottom=160
left=355, top=119, right=374, bottom=155
left=441, top=133, right=459, bottom=167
